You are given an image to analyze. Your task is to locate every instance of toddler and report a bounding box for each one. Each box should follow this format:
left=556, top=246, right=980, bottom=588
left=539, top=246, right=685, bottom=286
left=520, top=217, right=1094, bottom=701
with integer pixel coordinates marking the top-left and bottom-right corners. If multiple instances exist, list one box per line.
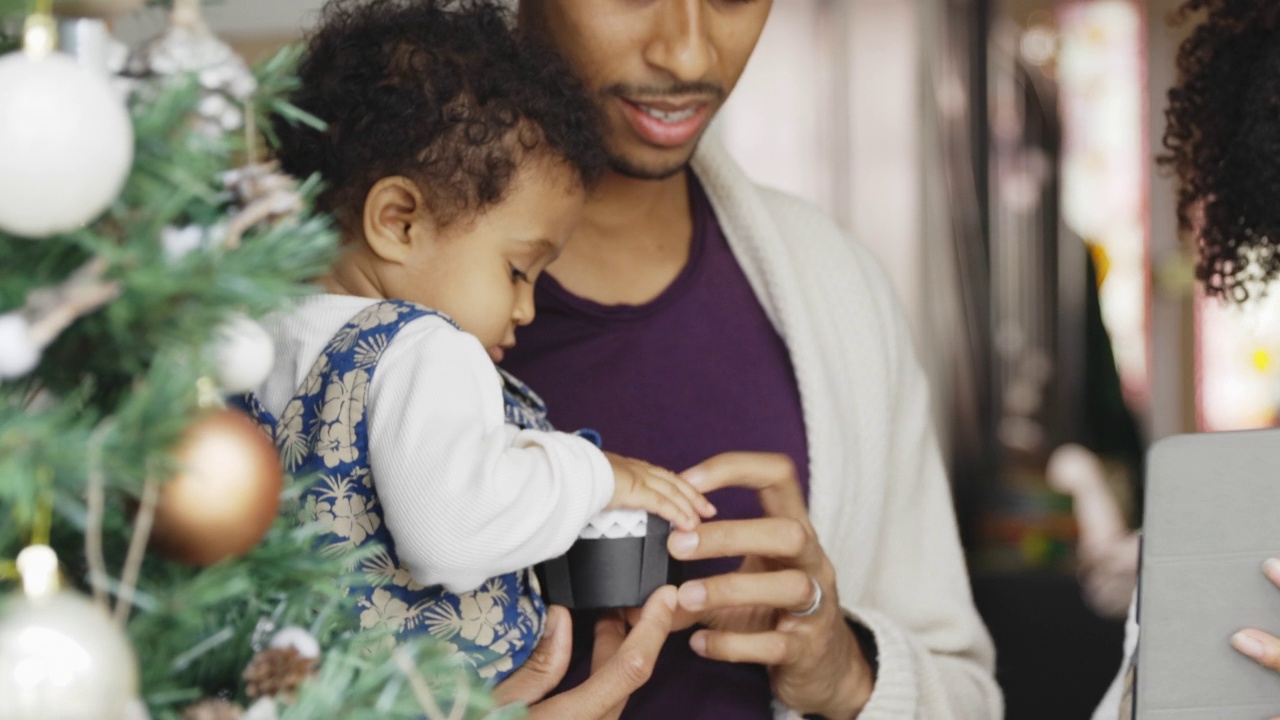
left=243, top=0, right=714, bottom=682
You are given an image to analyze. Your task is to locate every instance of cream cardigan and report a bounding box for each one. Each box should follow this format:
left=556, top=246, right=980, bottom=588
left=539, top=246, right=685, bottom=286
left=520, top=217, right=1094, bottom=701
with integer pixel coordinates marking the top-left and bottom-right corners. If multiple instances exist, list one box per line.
left=691, top=140, right=1002, bottom=719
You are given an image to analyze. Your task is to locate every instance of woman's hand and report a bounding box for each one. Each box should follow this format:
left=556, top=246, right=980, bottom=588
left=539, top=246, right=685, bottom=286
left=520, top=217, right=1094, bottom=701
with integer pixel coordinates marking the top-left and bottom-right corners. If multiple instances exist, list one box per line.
left=1231, top=558, right=1280, bottom=671
left=668, top=452, right=876, bottom=720
left=491, top=586, right=678, bottom=720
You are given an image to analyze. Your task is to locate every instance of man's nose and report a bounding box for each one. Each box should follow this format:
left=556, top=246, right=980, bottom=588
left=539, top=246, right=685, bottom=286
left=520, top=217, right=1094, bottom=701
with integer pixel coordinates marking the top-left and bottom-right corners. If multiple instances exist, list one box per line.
left=643, top=0, right=716, bottom=84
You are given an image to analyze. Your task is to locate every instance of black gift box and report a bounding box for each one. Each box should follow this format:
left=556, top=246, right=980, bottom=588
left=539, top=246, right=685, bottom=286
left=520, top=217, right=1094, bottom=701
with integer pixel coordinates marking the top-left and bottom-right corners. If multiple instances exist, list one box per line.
left=535, top=512, right=679, bottom=610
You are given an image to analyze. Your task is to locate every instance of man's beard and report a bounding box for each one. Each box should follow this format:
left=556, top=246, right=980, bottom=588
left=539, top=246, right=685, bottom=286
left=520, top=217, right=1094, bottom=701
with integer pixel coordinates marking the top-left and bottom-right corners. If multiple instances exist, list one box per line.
left=607, top=150, right=695, bottom=181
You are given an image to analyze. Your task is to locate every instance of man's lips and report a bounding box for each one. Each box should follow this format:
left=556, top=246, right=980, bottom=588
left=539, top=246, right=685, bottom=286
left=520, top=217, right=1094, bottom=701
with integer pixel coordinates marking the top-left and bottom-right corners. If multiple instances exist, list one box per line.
left=618, top=98, right=713, bottom=148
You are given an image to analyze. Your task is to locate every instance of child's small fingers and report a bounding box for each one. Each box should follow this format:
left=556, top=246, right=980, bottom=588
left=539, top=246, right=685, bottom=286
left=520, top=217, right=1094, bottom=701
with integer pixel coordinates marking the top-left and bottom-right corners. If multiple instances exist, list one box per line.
left=645, top=469, right=702, bottom=509
left=643, top=474, right=699, bottom=520
left=662, top=471, right=717, bottom=518
left=657, top=501, right=696, bottom=532
left=671, top=480, right=715, bottom=520
left=643, top=486, right=698, bottom=531
left=693, top=489, right=717, bottom=517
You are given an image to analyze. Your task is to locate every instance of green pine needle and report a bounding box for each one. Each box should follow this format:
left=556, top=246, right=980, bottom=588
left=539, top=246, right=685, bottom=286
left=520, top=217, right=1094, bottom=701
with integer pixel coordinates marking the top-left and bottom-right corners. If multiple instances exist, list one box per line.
left=0, top=41, right=511, bottom=720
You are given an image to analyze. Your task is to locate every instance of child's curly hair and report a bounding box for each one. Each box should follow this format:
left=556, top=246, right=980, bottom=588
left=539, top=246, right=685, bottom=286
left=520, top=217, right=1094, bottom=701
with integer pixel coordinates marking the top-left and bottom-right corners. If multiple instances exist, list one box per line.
left=1162, top=0, right=1280, bottom=301
left=274, top=0, right=606, bottom=231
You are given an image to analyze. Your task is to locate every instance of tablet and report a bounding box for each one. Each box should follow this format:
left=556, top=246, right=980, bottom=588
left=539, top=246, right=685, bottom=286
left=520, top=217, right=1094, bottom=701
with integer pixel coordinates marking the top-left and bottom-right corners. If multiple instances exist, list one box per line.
left=1136, top=429, right=1280, bottom=719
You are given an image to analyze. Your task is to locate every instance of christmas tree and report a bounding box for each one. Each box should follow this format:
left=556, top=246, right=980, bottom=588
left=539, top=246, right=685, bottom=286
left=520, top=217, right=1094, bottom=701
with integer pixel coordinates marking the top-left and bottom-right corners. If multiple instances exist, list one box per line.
left=0, top=2, right=506, bottom=718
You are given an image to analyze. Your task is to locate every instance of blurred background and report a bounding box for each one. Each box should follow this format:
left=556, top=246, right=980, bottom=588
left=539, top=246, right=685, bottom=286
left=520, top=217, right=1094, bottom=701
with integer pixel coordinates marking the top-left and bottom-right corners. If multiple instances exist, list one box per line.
left=111, top=0, right=1258, bottom=716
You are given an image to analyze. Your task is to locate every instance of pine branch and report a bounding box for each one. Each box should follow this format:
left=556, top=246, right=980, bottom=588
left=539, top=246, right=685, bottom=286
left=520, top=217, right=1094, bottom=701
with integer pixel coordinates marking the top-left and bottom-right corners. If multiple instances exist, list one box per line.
left=1, top=36, right=506, bottom=720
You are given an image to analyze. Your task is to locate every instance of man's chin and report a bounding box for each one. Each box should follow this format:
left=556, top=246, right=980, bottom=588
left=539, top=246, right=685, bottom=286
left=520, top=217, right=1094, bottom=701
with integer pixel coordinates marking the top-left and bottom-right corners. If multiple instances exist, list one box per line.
left=607, top=147, right=698, bottom=181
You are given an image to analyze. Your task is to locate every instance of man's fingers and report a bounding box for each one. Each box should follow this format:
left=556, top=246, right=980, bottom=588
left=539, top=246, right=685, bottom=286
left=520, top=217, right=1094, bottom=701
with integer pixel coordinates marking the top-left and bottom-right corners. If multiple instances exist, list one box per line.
left=667, top=517, right=821, bottom=569
left=689, top=628, right=800, bottom=666
left=615, top=585, right=679, bottom=662
left=681, top=452, right=806, bottom=520
left=1232, top=628, right=1280, bottom=672
left=676, top=569, right=814, bottom=614
left=592, top=612, right=628, bottom=673
left=527, top=587, right=677, bottom=720
left=624, top=601, right=699, bottom=634
left=590, top=617, right=638, bottom=720
left=591, top=585, right=677, bottom=687
left=493, top=605, right=572, bottom=707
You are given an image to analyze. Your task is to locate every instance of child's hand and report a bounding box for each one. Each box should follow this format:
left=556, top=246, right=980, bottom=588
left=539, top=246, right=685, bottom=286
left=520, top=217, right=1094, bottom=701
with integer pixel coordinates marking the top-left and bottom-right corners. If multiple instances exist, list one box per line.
left=605, top=452, right=716, bottom=532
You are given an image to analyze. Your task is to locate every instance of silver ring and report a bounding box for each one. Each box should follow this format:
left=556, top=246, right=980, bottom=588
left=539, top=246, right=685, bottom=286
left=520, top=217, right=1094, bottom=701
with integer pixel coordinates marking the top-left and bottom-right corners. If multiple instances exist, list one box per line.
left=789, top=577, right=823, bottom=618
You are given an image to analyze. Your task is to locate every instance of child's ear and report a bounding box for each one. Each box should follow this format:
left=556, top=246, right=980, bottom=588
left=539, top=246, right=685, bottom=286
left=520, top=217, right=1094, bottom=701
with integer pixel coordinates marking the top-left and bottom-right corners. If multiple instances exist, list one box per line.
left=361, top=176, right=438, bottom=263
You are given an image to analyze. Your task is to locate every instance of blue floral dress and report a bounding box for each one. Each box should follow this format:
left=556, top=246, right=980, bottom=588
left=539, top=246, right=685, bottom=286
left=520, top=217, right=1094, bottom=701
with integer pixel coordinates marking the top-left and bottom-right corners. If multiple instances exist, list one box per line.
left=237, top=299, right=550, bottom=683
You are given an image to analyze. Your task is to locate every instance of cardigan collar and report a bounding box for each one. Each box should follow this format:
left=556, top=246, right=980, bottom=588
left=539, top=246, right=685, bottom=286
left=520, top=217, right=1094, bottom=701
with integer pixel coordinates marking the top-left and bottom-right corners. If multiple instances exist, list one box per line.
left=690, top=138, right=867, bottom=594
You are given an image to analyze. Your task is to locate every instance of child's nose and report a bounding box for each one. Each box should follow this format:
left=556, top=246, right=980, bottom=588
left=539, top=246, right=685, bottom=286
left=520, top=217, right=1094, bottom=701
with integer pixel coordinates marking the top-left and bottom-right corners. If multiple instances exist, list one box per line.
left=512, top=288, right=535, bottom=326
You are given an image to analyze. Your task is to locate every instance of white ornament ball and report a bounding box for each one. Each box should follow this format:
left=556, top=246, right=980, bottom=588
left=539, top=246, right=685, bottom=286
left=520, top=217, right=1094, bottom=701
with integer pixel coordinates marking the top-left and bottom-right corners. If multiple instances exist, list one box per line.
left=0, top=51, right=133, bottom=238
left=0, top=591, right=139, bottom=720
left=212, top=315, right=275, bottom=394
left=0, top=314, right=40, bottom=380
left=125, top=699, right=151, bottom=720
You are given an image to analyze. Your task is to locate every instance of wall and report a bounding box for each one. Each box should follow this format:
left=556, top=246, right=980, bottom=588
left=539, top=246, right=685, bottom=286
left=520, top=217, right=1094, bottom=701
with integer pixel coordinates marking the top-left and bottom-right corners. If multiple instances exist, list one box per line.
left=1144, top=0, right=1197, bottom=440
left=113, top=0, right=319, bottom=53
left=719, top=0, right=928, bottom=349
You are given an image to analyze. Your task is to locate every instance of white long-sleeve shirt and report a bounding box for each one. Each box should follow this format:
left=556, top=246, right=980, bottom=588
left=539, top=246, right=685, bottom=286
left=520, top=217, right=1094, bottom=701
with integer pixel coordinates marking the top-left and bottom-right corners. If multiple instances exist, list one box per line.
left=257, top=294, right=615, bottom=593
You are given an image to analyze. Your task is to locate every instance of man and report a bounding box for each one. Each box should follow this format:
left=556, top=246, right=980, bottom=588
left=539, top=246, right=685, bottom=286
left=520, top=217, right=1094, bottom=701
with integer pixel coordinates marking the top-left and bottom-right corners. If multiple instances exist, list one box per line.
left=504, top=2, right=1002, bottom=717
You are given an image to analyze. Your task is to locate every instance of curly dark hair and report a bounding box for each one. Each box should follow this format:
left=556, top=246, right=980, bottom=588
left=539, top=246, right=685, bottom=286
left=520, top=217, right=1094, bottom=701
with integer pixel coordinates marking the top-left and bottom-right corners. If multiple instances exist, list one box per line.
left=273, top=0, right=606, bottom=231
left=1162, top=0, right=1280, bottom=301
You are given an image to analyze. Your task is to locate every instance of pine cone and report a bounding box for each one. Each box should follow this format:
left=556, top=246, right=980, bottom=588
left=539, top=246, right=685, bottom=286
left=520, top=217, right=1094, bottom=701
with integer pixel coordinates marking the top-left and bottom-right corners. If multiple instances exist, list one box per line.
left=181, top=699, right=243, bottom=720
left=243, top=646, right=318, bottom=700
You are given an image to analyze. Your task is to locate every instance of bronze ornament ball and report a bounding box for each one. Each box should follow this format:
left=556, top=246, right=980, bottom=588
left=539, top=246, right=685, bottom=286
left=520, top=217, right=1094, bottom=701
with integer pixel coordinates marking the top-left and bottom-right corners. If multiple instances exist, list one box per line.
left=149, top=408, right=283, bottom=566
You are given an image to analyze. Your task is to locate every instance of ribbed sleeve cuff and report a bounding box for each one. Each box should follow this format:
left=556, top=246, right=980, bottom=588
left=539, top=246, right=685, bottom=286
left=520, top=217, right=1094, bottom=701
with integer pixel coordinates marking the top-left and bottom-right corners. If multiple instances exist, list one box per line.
left=845, top=606, right=919, bottom=719
left=771, top=606, right=918, bottom=720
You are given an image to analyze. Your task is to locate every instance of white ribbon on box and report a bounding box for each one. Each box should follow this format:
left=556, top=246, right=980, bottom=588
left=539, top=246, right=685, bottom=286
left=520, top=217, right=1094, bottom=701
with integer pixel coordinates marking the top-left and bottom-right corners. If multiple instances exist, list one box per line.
left=579, top=508, right=651, bottom=540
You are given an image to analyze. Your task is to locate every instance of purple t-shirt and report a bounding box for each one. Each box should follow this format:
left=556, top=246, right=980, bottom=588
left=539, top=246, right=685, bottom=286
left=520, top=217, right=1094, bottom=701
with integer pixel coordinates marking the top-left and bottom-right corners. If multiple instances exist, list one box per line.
left=501, top=177, right=810, bottom=719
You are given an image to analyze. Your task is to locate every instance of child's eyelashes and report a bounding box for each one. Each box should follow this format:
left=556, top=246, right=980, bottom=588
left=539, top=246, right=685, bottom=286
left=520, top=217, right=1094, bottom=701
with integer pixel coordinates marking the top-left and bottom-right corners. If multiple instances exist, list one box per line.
left=509, top=264, right=531, bottom=283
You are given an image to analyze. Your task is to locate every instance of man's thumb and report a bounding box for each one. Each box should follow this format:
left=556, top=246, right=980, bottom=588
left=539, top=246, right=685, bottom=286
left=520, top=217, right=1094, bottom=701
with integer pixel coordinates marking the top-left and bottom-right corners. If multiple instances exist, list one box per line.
left=491, top=605, right=573, bottom=707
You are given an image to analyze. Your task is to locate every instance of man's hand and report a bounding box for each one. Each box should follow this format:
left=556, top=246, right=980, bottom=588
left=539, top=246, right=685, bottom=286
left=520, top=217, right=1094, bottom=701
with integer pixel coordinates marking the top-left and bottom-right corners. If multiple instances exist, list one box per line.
left=491, top=605, right=574, bottom=708
left=492, top=587, right=678, bottom=720
left=669, top=453, right=876, bottom=720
